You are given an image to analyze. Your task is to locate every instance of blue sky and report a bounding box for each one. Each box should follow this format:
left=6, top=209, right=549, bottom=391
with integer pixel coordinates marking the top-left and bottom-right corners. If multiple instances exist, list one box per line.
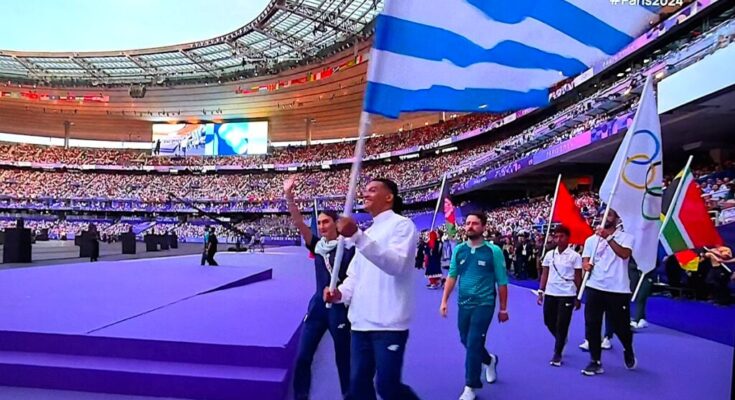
left=0, top=0, right=270, bottom=52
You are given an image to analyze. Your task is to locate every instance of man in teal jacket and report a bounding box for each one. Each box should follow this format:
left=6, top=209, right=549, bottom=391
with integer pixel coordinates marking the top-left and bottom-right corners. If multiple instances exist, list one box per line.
left=440, top=212, right=509, bottom=400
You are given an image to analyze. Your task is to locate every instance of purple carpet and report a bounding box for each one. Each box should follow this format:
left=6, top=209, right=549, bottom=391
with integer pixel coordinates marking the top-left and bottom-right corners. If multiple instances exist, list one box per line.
left=0, top=252, right=314, bottom=400
left=0, top=258, right=272, bottom=333
left=509, top=277, right=735, bottom=346
left=0, top=248, right=732, bottom=400
left=309, top=264, right=734, bottom=400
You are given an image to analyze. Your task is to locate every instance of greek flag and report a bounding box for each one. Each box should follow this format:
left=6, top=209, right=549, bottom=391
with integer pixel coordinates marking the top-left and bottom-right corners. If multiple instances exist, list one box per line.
left=364, top=0, right=660, bottom=118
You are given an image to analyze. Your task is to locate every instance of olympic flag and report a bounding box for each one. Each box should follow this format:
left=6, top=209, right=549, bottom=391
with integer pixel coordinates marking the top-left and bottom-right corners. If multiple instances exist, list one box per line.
left=598, top=76, right=662, bottom=273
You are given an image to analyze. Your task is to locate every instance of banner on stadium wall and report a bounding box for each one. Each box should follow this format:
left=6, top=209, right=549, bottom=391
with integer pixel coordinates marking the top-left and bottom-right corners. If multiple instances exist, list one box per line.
left=573, top=68, right=594, bottom=87
left=0, top=91, right=109, bottom=103
left=545, top=0, right=719, bottom=99
left=548, top=78, right=575, bottom=101
left=457, top=110, right=636, bottom=193
left=235, top=53, right=368, bottom=95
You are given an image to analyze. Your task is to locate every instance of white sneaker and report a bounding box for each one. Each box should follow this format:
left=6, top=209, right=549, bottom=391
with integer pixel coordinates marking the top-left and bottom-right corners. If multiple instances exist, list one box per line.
left=601, top=337, right=612, bottom=350
left=459, top=386, right=476, bottom=400
left=637, top=319, right=649, bottom=329
left=579, top=340, right=589, bottom=351
left=630, top=320, right=639, bottom=329
left=484, top=354, right=498, bottom=383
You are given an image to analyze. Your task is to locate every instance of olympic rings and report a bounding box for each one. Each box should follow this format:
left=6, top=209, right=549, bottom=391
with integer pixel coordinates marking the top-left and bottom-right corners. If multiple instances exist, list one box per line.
left=642, top=161, right=664, bottom=221
left=621, top=129, right=662, bottom=190
left=629, top=130, right=661, bottom=165
left=610, top=129, right=663, bottom=221
left=622, top=154, right=659, bottom=190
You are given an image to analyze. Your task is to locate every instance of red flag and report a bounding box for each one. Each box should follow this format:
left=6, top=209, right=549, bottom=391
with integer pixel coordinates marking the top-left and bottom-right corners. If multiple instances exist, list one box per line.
left=441, top=181, right=457, bottom=235
left=660, top=164, right=723, bottom=253
left=444, top=197, right=456, bottom=225
left=674, top=249, right=699, bottom=272
left=552, top=183, right=593, bottom=245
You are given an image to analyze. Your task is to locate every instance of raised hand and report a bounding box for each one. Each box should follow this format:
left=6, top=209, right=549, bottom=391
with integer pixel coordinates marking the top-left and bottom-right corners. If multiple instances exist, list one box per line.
left=284, top=176, right=297, bottom=198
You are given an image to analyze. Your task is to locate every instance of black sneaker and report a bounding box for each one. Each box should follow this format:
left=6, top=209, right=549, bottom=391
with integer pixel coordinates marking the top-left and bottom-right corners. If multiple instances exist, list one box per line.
left=624, top=351, right=637, bottom=370
left=581, top=361, right=604, bottom=376
left=549, top=354, right=562, bottom=367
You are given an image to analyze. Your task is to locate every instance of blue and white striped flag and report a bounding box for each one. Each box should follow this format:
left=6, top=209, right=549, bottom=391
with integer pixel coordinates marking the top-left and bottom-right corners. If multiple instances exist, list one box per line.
left=364, top=0, right=660, bottom=118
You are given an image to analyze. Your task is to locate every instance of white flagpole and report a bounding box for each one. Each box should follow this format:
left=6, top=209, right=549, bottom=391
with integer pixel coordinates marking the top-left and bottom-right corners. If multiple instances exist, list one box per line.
left=632, top=155, right=693, bottom=301
left=577, top=201, right=616, bottom=300
left=630, top=274, right=646, bottom=304
left=327, top=111, right=371, bottom=308
left=578, top=147, right=636, bottom=300
left=541, top=174, right=563, bottom=260
left=578, top=74, right=656, bottom=301
left=430, top=174, right=448, bottom=232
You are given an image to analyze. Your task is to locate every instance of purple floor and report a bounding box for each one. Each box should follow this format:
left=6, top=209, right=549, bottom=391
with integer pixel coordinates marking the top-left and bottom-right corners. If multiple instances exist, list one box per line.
left=90, top=253, right=312, bottom=348
left=308, top=272, right=734, bottom=400
left=0, top=247, right=732, bottom=400
left=0, top=258, right=271, bottom=334
left=509, top=277, right=735, bottom=346
left=0, top=251, right=314, bottom=400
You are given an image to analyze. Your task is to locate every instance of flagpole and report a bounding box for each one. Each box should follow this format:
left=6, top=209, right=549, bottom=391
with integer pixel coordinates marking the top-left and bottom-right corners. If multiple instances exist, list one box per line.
left=541, top=174, right=563, bottom=260
left=577, top=199, right=615, bottom=299
left=633, top=155, right=693, bottom=301
left=577, top=144, right=636, bottom=300
left=430, top=174, right=448, bottom=232
left=578, top=75, right=657, bottom=301
left=327, top=111, right=371, bottom=308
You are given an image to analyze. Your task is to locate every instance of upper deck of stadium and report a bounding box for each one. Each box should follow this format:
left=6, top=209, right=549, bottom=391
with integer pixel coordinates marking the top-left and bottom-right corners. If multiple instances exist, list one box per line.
left=0, top=0, right=697, bottom=142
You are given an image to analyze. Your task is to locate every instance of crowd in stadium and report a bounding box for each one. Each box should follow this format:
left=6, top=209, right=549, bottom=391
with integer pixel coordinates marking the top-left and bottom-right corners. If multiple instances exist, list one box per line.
left=5, top=159, right=730, bottom=244
left=0, top=97, right=635, bottom=209
left=1, top=6, right=735, bottom=400
left=0, top=13, right=732, bottom=314
left=0, top=47, right=652, bottom=215
left=0, top=214, right=302, bottom=243
left=0, top=156, right=450, bottom=204
left=0, top=114, right=498, bottom=168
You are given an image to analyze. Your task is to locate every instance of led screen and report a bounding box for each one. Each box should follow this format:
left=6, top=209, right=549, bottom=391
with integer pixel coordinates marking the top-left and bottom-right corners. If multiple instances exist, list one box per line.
left=152, top=121, right=268, bottom=156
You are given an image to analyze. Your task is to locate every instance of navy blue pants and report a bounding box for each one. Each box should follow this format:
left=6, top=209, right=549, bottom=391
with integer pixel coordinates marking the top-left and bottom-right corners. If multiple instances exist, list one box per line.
left=349, top=330, right=420, bottom=400
left=458, top=305, right=494, bottom=389
left=293, top=302, right=351, bottom=399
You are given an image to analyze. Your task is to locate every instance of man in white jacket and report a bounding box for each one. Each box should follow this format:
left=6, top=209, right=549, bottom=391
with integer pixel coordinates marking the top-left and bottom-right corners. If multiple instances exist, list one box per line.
left=324, top=178, right=420, bottom=400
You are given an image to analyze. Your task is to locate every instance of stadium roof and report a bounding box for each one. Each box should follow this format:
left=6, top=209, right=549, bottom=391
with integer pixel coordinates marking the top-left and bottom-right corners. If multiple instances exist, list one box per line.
left=0, top=0, right=382, bottom=86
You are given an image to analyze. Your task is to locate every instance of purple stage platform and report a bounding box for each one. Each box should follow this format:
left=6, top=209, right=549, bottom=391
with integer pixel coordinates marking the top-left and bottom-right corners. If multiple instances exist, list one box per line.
left=0, top=253, right=314, bottom=400
left=0, top=248, right=733, bottom=400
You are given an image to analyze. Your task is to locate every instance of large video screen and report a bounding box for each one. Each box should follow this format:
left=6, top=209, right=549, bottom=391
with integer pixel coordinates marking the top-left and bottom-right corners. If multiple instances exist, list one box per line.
left=152, top=121, right=268, bottom=156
